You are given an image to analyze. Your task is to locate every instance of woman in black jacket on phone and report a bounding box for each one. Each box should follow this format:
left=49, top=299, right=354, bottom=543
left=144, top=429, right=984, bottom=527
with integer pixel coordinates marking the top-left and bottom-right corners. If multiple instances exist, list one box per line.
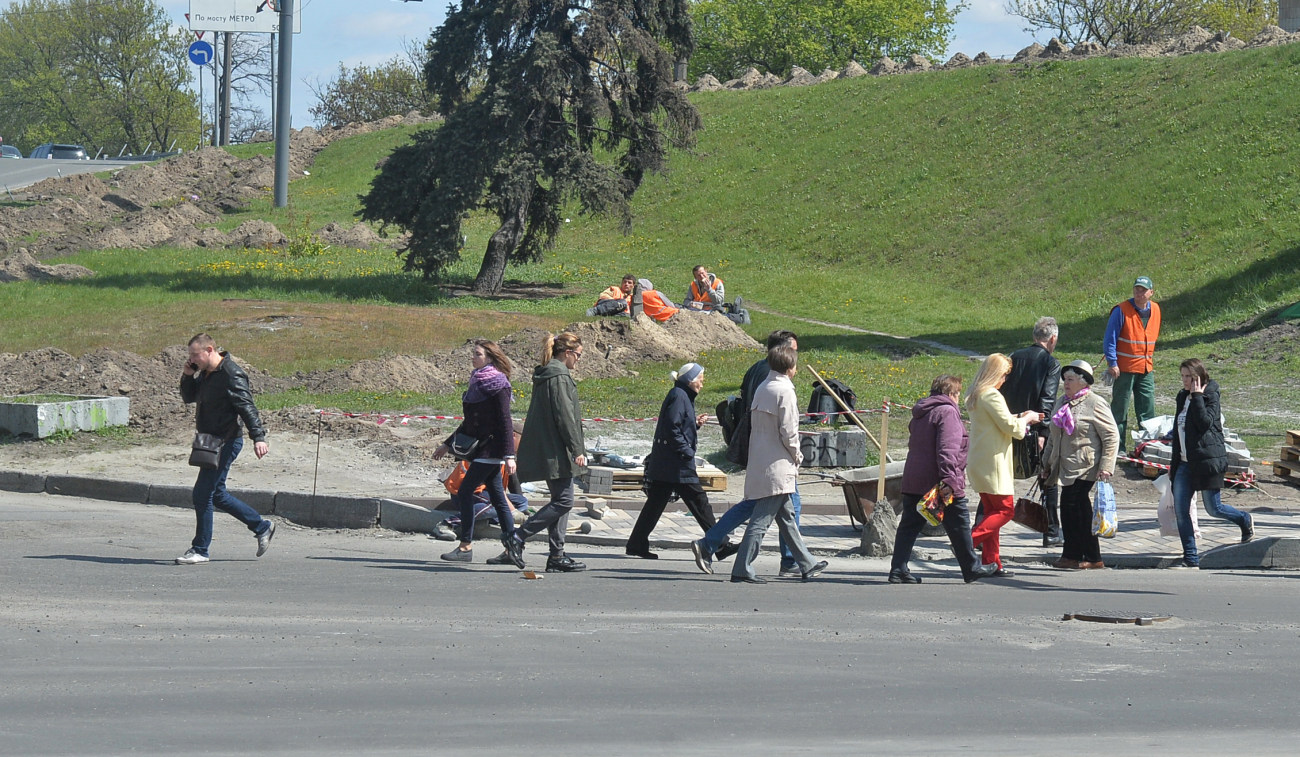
left=1169, top=358, right=1253, bottom=568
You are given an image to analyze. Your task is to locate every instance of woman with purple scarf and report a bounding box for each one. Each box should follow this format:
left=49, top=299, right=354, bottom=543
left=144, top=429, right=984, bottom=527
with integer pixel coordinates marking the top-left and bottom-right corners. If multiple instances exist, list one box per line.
left=433, top=339, right=524, bottom=567
left=1040, top=360, right=1119, bottom=570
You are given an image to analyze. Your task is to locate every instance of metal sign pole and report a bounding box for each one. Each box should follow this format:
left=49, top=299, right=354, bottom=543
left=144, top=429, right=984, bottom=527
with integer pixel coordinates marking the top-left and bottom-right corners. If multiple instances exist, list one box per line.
left=273, top=3, right=292, bottom=207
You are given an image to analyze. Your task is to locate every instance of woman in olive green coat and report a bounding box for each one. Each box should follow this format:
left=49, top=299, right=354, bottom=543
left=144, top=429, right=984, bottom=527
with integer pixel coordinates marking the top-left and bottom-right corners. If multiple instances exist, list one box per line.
left=499, top=332, right=588, bottom=572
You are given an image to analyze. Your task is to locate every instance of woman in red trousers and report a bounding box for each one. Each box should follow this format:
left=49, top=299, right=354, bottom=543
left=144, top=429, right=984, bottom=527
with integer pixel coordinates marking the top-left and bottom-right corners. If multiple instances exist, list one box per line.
left=966, top=353, right=1042, bottom=577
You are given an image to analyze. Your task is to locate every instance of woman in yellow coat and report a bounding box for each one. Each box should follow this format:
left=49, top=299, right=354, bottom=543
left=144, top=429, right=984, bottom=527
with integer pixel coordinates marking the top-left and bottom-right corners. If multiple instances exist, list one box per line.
left=967, top=353, right=1042, bottom=576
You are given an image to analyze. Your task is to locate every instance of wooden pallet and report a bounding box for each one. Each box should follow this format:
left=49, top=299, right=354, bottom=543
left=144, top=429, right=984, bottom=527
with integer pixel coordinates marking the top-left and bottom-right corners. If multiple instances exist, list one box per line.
left=1274, top=458, right=1300, bottom=479
left=1273, top=434, right=1300, bottom=482
left=604, top=465, right=728, bottom=492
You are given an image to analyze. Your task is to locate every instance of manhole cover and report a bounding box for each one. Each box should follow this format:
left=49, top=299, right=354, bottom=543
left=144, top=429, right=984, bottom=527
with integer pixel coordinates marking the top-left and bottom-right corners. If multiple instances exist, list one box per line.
left=1063, top=611, right=1173, bottom=625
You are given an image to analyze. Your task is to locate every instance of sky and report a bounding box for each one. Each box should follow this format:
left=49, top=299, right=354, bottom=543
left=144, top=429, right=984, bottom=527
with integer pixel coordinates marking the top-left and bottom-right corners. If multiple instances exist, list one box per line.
left=164, top=0, right=1042, bottom=131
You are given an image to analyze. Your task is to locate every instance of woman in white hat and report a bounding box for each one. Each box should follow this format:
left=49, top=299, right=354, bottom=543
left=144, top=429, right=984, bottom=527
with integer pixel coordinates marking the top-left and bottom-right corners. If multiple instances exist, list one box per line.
left=1040, top=359, right=1119, bottom=569
left=626, top=362, right=722, bottom=558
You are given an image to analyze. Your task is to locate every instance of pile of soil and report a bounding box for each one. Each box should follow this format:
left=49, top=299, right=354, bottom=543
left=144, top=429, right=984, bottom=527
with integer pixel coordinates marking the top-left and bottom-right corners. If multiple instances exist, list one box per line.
left=0, top=250, right=94, bottom=282
left=0, top=314, right=760, bottom=437
left=0, top=112, right=439, bottom=260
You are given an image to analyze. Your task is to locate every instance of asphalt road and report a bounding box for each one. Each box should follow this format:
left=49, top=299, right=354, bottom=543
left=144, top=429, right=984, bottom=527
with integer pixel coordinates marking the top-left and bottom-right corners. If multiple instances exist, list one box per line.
left=3, top=491, right=1298, bottom=756
left=0, top=158, right=138, bottom=191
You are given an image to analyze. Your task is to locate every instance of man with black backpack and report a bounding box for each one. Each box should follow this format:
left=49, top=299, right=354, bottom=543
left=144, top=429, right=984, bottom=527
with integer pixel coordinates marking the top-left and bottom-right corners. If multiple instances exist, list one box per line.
left=691, top=330, right=806, bottom=576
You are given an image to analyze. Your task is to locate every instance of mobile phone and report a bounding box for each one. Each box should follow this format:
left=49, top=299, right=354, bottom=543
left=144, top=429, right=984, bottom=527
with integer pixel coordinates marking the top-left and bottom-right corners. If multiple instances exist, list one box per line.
left=188, top=362, right=199, bottom=371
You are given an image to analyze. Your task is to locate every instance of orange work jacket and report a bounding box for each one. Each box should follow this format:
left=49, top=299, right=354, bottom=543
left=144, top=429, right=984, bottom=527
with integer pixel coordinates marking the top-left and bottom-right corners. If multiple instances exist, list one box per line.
left=443, top=461, right=509, bottom=496
left=596, top=285, right=630, bottom=307
left=1114, top=299, right=1161, bottom=374
left=641, top=290, right=679, bottom=322
left=688, top=277, right=723, bottom=306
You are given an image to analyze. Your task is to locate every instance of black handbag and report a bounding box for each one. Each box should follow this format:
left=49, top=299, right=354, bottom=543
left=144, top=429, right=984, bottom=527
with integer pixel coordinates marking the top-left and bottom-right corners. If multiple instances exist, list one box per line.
left=189, top=432, right=223, bottom=469
left=447, top=431, right=488, bottom=461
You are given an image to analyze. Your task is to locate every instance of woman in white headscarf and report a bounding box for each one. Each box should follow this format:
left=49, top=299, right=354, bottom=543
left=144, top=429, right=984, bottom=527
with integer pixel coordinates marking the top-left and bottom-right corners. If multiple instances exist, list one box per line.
left=625, top=363, right=721, bottom=559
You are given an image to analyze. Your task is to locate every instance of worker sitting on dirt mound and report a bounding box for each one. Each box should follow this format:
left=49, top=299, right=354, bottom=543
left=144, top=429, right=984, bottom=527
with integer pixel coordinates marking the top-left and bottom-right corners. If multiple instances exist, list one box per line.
left=587, top=274, right=636, bottom=317
left=635, top=278, right=680, bottom=322
left=682, top=265, right=750, bottom=324
left=684, top=265, right=725, bottom=311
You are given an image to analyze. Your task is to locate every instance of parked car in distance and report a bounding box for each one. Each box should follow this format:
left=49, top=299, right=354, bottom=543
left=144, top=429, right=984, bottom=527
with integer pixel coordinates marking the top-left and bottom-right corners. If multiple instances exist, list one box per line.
left=29, top=143, right=89, bottom=160
left=0, top=145, right=22, bottom=159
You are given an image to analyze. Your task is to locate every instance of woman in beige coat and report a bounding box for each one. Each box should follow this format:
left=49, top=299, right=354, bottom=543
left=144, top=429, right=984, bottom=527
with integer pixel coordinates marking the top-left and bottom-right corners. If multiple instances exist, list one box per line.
left=1041, top=360, right=1119, bottom=570
left=729, top=344, right=827, bottom=584
left=967, top=353, right=1041, bottom=576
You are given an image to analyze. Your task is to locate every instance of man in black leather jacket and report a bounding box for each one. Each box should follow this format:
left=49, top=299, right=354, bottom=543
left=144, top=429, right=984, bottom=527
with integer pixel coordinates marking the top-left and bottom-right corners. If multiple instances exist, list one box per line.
left=176, top=333, right=275, bottom=564
left=1001, top=317, right=1062, bottom=546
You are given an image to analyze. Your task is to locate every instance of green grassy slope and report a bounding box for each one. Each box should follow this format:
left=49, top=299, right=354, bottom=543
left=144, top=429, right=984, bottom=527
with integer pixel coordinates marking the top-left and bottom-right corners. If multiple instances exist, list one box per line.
left=5, top=45, right=1298, bottom=451
left=540, top=45, right=1300, bottom=355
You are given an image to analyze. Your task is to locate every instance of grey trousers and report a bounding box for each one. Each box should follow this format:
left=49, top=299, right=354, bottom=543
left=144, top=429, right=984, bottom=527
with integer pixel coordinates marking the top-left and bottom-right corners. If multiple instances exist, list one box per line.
left=731, top=493, right=817, bottom=580
left=515, top=477, right=574, bottom=556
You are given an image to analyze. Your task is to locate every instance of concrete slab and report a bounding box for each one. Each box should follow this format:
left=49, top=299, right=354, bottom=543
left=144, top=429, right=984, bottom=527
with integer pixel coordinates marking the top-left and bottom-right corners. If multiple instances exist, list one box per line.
left=274, top=492, right=379, bottom=529
left=45, top=475, right=149, bottom=504
left=379, top=499, right=438, bottom=534
left=0, top=469, right=47, bottom=494
left=232, top=488, right=276, bottom=515
left=1200, top=537, right=1300, bottom=570
left=146, top=484, right=194, bottom=508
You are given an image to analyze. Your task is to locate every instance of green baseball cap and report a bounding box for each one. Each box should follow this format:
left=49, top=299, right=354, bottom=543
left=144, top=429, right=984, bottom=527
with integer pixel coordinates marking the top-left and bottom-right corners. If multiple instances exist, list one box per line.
left=1134, top=276, right=1153, bottom=290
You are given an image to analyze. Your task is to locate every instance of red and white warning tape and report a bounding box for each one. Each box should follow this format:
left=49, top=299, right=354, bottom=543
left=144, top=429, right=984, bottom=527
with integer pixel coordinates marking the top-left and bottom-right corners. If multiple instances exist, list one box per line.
left=1118, top=454, right=1257, bottom=487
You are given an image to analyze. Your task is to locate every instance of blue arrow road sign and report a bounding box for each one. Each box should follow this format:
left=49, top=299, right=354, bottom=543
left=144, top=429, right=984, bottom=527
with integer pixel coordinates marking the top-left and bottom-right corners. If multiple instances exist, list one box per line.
left=188, top=40, right=214, bottom=66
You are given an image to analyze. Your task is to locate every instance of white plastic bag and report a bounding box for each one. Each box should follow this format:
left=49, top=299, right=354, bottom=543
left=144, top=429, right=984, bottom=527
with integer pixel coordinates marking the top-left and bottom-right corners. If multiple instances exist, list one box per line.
left=1092, top=480, right=1118, bottom=538
left=1153, top=473, right=1200, bottom=539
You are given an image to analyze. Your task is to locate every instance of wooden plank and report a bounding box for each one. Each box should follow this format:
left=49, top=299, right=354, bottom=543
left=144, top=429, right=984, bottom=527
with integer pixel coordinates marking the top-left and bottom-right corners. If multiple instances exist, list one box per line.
left=1274, top=459, right=1300, bottom=476
left=1280, top=445, right=1300, bottom=462
left=1286, top=430, right=1300, bottom=447
left=605, top=466, right=728, bottom=493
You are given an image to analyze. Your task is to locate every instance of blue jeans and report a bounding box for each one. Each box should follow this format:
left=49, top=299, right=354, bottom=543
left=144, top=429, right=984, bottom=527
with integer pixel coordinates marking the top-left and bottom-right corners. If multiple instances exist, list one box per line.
left=701, top=488, right=802, bottom=568
left=456, top=460, right=517, bottom=543
left=1173, top=463, right=1249, bottom=564
left=192, top=437, right=270, bottom=556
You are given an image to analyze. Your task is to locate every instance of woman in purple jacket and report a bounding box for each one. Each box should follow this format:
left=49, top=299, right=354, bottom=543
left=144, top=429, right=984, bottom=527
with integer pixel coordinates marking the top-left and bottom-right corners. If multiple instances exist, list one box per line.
left=888, top=375, right=997, bottom=584
left=434, top=339, right=524, bottom=567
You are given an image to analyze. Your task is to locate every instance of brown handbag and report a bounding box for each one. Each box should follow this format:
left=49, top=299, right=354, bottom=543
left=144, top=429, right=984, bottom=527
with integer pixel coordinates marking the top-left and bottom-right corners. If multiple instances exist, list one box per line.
left=1012, top=479, right=1050, bottom=534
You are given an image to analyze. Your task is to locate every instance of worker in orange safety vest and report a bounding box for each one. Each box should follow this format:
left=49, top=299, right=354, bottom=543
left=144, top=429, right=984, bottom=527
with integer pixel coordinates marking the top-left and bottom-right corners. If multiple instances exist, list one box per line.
left=1103, top=276, right=1161, bottom=453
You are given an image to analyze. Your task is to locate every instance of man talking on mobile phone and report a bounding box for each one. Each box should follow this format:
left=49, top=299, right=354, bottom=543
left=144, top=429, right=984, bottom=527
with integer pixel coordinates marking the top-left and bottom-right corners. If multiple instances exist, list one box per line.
left=176, top=333, right=275, bottom=565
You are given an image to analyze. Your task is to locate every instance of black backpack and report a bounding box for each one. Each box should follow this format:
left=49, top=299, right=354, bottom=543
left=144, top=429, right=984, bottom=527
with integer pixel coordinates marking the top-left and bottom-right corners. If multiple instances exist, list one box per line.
left=806, top=378, right=856, bottom=424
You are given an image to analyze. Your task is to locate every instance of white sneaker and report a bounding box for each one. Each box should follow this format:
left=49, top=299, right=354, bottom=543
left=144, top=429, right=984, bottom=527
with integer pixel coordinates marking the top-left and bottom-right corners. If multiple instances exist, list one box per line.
left=176, top=549, right=209, bottom=565
left=256, top=521, right=276, bottom=557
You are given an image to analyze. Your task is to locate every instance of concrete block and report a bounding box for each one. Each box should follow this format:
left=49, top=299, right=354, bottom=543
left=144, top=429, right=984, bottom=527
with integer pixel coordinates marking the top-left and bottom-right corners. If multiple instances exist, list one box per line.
left=379, top=498, right=438, bottom=533
left=147, top=484, right=195, bottom=508
left=835, top=429, right=867, bottom=467
left=1200, top=537, right=1300, bottom=570
left=581, top=466, right=615, bottom=495
left=231, top=488, right=276, bottom=515
left=0, top=470, right=47, bottom=493
left=801, top=429, right=867, bottom=467
left=0, top=395, right=129, bottom=439
left=273, top=491, right=379, bottom=529
left=45, top=474, right=149, bottom=503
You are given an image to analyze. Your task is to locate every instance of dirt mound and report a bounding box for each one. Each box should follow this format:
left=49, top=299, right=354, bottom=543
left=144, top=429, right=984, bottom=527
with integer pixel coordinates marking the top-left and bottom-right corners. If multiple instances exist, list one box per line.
left=317, top=222, right=384, bottom=249
left=0, top=314, right=759, bottom=436
left=0, top=250, right=95, bottom=282
left=0, top=112, right=436, bottom=260
left=0, top=346, right=292, bottom=434
left=301, top=355, right=460, bottom=395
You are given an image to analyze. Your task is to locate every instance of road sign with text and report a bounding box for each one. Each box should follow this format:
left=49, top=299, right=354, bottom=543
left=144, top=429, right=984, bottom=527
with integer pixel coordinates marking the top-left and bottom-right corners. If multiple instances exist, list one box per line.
left=188, top=0, right=302, bottom=34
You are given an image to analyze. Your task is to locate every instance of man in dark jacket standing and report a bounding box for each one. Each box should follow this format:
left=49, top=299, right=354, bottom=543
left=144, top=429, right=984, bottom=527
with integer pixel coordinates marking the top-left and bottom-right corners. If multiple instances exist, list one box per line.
left=1001, top=316, right=1062, bottom=546
left=176, top=333, right=275, bottom=565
